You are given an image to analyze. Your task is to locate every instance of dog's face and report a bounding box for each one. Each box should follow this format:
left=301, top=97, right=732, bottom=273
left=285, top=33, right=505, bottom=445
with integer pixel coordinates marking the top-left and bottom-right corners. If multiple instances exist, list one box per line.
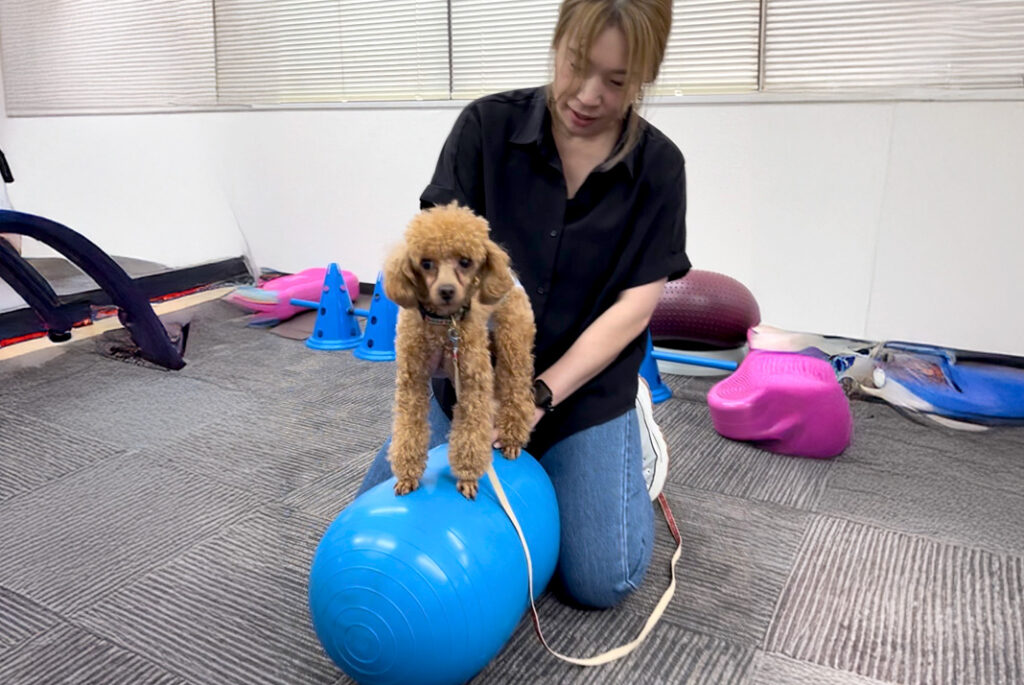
left=416, top=253, right=483, bottom=315
left=384, top=203, right=514, bottom=315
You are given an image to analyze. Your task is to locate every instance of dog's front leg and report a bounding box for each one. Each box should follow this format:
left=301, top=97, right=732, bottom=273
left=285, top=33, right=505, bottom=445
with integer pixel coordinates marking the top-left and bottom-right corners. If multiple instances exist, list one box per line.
left=389, top=321, right=435, bottom=495
left=448, top=334, right=494, bottom=500
left=492, top=288, right=536, bottom=459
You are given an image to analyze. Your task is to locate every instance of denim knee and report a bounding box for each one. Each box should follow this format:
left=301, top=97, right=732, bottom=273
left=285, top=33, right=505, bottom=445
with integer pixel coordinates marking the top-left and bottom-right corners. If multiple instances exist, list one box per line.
left=556, top=536, right=652, bottom=609
left=541, top=410, right=655, bottom=609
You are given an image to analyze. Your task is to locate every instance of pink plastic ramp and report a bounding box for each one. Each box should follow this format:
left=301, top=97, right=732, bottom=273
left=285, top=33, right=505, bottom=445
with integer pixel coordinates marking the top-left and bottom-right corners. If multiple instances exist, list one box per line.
left=708, top=350, right=852, bottom=458
left=225, top=267, right=359, bottom=326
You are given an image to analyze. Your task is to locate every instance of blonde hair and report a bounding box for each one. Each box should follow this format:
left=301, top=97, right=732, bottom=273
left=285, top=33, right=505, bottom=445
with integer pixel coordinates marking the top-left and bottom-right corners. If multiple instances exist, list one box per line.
left=548, top=0, right=673, bottom=168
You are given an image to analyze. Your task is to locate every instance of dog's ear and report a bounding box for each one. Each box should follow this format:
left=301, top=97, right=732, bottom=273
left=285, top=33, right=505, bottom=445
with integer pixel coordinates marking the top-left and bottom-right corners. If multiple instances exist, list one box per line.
left=477, top=239, right=515, bottom=305
left=383, top=245, right=421, bottom=309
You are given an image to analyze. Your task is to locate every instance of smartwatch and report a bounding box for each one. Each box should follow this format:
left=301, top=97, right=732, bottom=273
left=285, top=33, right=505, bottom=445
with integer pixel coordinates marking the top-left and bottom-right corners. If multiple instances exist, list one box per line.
left=533, top=379, right=555, bottom=412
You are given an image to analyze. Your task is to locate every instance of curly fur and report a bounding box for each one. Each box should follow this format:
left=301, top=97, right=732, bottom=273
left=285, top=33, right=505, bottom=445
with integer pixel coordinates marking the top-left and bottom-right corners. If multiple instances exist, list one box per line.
left=383, top=203, right=536, bottom=499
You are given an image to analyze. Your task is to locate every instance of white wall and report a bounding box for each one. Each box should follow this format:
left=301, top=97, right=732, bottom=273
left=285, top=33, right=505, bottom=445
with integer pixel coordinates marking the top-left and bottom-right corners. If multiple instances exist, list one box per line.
left=1, top=85, right=1021, bottom=354
left=645, top=99, right=1024, bottom=356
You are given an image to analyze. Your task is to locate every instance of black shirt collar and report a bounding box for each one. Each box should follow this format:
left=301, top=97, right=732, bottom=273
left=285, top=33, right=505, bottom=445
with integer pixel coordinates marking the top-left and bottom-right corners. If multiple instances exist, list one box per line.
left=509, top=86, right=638, bottom=178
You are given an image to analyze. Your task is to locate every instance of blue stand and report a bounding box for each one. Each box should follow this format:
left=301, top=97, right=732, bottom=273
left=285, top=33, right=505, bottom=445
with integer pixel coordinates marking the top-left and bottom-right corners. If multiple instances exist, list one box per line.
left=640, top=329, right=743, bottom=404
left=353, top=272, right=398, bottom=361
left=292, top=263, right=363, bottom=351
left=641, top=330, right=673, bottom=404
left=653, top=349, right=740, bottom=372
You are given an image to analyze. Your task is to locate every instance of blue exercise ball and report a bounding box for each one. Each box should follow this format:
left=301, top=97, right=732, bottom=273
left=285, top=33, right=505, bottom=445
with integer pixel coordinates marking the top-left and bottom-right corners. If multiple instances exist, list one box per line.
left=308, top=443, right=560, bottom=685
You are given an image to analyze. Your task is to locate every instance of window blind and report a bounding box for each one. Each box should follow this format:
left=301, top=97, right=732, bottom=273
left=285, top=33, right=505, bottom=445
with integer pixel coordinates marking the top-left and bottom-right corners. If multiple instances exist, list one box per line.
left=452, top=0, right=761, bottom=100
left=655, top=0, right=761, bottom=96
left=765, top=0, right=1024, bottom=92
left=0, top=0, right=216, bottom=115
left=2, top=0, right=1021, bottom=115
left=214, top=0, right=450, bottom=104
left=450, top=0, right=561, bottom=100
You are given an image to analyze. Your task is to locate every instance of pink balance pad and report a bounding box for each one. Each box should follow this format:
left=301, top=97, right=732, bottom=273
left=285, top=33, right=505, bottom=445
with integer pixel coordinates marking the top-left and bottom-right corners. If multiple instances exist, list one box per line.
left=707, top=350, right=852, bottom=458
left=225, top=267, right=360, bottom=326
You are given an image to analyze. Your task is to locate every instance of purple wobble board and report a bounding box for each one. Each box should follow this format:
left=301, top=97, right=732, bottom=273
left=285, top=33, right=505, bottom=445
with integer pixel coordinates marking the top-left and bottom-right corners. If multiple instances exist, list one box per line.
left=707, top=350, right=852, bottom=458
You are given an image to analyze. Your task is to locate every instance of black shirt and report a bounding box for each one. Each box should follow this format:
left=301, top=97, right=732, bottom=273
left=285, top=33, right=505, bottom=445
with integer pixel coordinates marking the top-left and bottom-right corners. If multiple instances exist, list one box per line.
left=422, top=86, right=690, bottom=457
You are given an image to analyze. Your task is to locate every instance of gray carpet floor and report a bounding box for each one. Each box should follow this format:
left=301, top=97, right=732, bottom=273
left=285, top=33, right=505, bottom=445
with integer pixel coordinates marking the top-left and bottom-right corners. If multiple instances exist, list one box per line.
left=1, top=298, right=1022, bottom=685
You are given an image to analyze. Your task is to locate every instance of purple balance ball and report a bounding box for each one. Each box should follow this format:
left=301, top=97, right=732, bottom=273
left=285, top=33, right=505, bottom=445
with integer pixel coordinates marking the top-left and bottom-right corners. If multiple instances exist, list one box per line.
left=650, top=270, right=761, bottom=349
left=308, top=443, right=560, bottom=685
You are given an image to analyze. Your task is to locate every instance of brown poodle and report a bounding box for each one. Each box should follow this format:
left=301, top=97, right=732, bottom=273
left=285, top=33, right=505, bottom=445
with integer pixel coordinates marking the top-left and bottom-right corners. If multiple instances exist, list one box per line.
left=383, top=202, right=536, bottom=499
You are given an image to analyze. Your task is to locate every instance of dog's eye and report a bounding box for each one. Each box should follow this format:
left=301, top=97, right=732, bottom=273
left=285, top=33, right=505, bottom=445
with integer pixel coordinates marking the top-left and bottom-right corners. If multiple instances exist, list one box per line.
left=459, top=257, right=473, bottom=269
left=420, top=259, right=434, bottom=271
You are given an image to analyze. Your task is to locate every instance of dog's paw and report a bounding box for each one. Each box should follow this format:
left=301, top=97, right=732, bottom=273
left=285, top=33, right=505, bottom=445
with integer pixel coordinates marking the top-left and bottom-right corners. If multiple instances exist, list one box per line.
left=394, top=477, right=420, bottom=496
left=456, top=479, right=479, bottom=500
left=499, top=442, right=523, bottom=460
left=495, top=418, right=530, bottom=460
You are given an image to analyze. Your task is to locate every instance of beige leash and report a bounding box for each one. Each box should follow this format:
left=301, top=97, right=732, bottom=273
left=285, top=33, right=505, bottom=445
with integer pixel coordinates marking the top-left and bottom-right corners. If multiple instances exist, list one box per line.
left=449, top=317, right=683, bottom=664
left=448, top=316, right=462, bottom=398
left=486, top=465, right=682, bottom=665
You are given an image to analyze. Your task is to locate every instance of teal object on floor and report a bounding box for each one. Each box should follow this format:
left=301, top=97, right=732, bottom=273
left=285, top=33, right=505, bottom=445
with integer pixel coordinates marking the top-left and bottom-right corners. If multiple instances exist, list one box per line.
left=640, top=330, right=673, bottom=403
left=308, top=444, right=560, bottom=685
left=296, top=263, right=363, bottom=350
left=353, top=271, right=398, bottom=362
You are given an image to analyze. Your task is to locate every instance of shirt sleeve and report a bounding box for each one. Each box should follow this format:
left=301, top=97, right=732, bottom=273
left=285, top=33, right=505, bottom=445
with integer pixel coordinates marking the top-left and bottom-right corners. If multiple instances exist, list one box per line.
left=419, top=105, right=485, bottom=214
left=625, top=163, right=691, bottom=288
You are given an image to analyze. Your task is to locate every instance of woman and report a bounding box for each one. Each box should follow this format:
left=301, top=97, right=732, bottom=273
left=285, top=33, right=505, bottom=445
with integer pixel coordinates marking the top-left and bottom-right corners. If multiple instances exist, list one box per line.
left=359, top=0, right=689, bottom=609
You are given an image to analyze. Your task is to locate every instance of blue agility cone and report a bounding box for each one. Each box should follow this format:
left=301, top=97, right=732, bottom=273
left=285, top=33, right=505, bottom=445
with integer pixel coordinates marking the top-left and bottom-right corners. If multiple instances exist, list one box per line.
left=302, top=263, right=363, bottom=351
left=640, top=329, right=673, bottom=403
left=353, top=271, right=398, bottom=361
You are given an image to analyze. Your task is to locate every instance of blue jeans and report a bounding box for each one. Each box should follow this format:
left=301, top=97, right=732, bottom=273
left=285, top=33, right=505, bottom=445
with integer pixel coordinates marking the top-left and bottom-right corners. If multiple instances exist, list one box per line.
left=357, top=397, right=654, bottom=609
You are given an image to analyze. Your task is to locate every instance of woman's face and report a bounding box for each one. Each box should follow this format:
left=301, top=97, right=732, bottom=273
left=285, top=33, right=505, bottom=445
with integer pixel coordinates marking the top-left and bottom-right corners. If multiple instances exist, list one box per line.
left=552, top=25, right=632, bottom=139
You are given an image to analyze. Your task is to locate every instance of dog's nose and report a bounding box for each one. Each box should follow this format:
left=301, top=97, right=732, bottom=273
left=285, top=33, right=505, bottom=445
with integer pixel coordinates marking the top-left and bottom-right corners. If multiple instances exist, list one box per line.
left=439, top=285, right=456, bottom=302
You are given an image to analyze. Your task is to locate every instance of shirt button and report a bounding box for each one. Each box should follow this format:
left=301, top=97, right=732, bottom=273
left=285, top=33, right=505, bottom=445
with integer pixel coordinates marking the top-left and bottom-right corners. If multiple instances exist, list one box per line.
left=537, top=286, right=545, bottom=295
left=549, top=230, right=558, bottom=237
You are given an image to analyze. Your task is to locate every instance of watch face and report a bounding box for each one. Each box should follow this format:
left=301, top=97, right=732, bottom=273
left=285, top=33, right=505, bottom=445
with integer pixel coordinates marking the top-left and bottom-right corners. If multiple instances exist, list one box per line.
left=533, top=380, right=553, bottom=409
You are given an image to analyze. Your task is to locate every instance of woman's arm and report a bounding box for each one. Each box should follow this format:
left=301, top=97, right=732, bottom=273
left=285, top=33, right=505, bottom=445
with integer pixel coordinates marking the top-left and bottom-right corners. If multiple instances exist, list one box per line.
left=534, top=277, right=667, bottom=421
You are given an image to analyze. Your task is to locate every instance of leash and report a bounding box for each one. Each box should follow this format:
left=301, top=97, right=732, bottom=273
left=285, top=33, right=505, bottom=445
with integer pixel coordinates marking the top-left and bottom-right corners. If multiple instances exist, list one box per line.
left=447, top=325, right=683, bottom=665
left=448, top=316, right=461, bottom=397
left=486, top=465, right=682, bottom=665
